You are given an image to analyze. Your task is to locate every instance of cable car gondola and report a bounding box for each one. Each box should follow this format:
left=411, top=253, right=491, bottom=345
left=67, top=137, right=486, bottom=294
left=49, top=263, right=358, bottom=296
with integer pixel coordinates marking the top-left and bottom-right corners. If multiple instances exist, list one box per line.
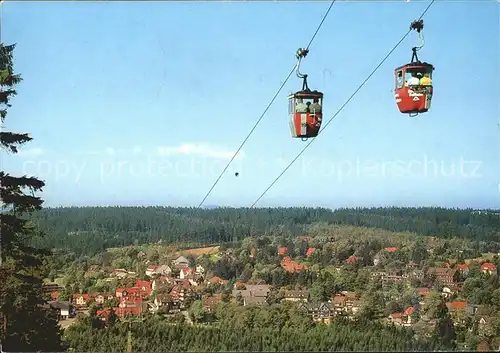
left=288, top=48, right=324, bottom=140
left=394, top=20, right=434, bottom=117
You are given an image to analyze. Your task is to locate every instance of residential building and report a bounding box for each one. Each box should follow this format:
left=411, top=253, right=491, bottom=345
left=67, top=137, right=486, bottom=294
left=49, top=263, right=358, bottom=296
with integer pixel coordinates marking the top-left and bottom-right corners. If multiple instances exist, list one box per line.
left=426, top=268, right=458, bottom=285
left=280, top=290, right=309, bottom=302
left=480, top=263, right=497, bottom=275
left=297, top=302, right=335, bottom=324
left=48, top=301, right=72, bottom=320
left=172, top=256, right=190, bottom=268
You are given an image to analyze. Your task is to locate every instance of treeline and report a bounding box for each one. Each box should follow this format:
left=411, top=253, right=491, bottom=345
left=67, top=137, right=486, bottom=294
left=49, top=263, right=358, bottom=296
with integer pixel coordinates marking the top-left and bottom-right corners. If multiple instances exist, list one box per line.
left=29, top=206, right=500, bottom=256
left=64, top=306, right=448, bottom=352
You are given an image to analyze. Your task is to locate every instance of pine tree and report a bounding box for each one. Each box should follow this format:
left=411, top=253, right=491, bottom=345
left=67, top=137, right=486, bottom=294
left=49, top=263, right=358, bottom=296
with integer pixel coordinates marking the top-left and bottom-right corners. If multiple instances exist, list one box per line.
left=0, top=42, right=66, bottom=351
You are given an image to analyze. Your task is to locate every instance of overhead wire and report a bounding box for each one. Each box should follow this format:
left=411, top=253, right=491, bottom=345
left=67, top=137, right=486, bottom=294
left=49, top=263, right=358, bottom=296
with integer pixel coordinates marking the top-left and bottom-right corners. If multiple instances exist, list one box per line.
left=250, top=0, right=436, bottom=208
left=197, top=0, right=337, bottom=209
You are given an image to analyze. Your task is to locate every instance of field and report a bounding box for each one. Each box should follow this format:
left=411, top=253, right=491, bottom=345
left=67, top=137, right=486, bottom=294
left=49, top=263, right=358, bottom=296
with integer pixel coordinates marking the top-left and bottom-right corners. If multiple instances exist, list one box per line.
left=181, top=246, right=220, bottom=256
left=464, top=252, right=497, bottom=265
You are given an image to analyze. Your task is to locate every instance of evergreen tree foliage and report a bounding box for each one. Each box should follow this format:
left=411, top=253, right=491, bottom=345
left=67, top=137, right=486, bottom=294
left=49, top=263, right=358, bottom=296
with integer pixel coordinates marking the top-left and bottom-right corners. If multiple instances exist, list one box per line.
left=26, top=205, right=500, bottom=257
left=0, top=42, right=65, bottom=352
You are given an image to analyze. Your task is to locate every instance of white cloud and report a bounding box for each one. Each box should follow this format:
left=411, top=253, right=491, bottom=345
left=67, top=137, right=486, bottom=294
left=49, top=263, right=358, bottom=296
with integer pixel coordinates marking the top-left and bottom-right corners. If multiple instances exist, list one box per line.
left=132, top=146, right=142, bottom=154
left=156, top=143, right=245, bottom=159
left=18, top=147, right=44, bottom=157
left=105, top=148, right=115, bottom=156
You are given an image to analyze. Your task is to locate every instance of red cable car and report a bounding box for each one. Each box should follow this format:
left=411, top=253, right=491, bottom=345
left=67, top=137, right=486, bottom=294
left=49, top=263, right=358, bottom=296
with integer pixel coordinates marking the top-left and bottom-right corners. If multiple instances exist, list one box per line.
left=288, top=48, right=324, bottom=140
left=394, top=20, right=434, bottom=117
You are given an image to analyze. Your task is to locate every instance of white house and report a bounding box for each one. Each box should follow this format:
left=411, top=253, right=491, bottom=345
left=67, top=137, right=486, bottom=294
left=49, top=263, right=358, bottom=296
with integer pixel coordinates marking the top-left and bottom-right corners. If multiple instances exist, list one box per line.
left=195, top=265, right=205, bottom=274
left=179, top=268, right=195, bottom=279
left=172, top=256, right=190, bottom=268
left=146, top=264, right=172, bottom=278
left=49, top=301, right=71, bottom=320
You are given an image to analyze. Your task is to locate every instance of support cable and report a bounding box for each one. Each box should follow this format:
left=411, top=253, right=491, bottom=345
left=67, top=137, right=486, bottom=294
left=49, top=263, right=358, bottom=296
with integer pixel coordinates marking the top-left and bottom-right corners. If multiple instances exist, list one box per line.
left=250, top=0, right=436, bottom=208
left=197, top=0, right=337, bottom=208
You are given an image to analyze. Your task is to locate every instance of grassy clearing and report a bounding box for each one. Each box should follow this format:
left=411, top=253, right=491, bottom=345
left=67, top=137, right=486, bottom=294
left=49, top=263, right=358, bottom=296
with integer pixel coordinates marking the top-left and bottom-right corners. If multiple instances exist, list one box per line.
left=181, top=246, right=220, bottom=257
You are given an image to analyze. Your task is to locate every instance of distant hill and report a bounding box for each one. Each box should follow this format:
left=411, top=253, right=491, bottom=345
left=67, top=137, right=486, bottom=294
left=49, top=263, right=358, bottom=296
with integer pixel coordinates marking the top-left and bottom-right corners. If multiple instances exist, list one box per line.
left=26, top=206, right=500, bottom=256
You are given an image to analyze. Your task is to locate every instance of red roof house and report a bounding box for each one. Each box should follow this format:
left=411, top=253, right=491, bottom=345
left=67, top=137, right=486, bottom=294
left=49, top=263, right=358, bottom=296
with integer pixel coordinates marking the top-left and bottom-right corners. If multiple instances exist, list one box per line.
left=306, top=248, right=317, bottom=257
left=278, top=247, right=288, bottom=256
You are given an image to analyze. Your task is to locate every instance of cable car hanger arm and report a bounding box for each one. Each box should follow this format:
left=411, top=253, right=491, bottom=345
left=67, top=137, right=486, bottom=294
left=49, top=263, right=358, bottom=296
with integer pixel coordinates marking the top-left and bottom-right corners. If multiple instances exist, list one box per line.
left=296, top=48, right=310, bottom=91
left=409, top=19, right=425, bottom=62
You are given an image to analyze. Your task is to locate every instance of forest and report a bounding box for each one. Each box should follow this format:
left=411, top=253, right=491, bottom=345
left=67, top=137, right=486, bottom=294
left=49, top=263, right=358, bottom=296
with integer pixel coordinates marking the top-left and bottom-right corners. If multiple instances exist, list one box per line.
left=64, top=302, right=448, bottom=352
left=29, top=206, right=500, bottom=256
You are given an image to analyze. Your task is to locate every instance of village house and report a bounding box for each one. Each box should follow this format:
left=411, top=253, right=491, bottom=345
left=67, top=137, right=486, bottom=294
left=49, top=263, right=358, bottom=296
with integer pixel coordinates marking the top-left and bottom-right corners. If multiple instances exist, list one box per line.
left=116, top=288, right=140, bottom=299
left=48, top=300, right=72, bottom=320
left=170, top=280, right=195, bottom=307
left=297, top=302, right=335, bottom=325
left=426, top=267, right=458, bottom=285
left=278, top=247, right=288, bottom=256
left=232, top=284, right=271, bottom=306
left=331, top=294, right=348, bottom=314
left=119, top=295, right=143, bottom=306
left=480, top=263, right=497, bottom=275
left=179, top=268, right=195, bottom=279
left=152, top=276, right=176, bottom=291
left=145, top=264, right=172, bottom=277
left=72, top=293, right=91, bottom=308
left=406, top=261, right=419, bottom=269
left=135, top=280, right=153, bottom=295
left=330, top=292, right=361, bottom=316
left=279, top=289, right=309, bottom=302
left=233, top=282, right=246, bottom=290
left=42, top=283, right=65, bottom=295
left=402, top=269, right=424, bottom=280
left=202, top=294, right=224, bottom=312
left=153, top=294, right=180, bottom=313
left=440, top=286, right=457, bottom=299
left=445, top=301, right=470, bottom=327
left=207, top=276, right=229, bottom=286
left=417, top=287, right=430, bottom=305
left=371, top=270, right=387, bottom=278
left=195, top=265, right=205, bottom=274
left=389, top=306, right=415, bottom=327
left=346, top=255, right=359, bottom=264
left=94, top=293, right=115, bottom=305
left=306, top=248, right=317, bottom=257
left=281, top=256, right=308, bottom=273
left=178, top=268, right=204, bottom=286
left=113, top=268, right=137, bottom=279
left=456, top=264, right=469, bottom=275
left=96, top=308, right=114, bottom=322
left=116, top=280, right=152, bottom=300
left=114, top=303, right=144, bottom=318
left=381, top=272, right=404, bottom=283
left=172, top=256, right=190, bottom=269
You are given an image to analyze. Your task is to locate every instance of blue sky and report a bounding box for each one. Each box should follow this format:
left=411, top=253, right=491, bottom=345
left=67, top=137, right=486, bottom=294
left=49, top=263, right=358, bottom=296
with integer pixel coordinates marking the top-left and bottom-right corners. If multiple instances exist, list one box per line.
left=2, top=1, right=499, bottom=209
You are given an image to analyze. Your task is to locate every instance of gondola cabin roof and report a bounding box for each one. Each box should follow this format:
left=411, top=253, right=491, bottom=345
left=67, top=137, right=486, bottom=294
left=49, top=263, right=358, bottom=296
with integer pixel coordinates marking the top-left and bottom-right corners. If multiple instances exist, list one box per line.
left=288, top=90, right=323, bottom=100
left=394, top=62, right=434, bottom=73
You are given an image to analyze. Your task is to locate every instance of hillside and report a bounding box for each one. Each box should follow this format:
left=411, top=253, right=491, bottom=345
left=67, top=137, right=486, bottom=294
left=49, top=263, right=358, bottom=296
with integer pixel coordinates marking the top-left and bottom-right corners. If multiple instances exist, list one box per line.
left=29, top=206, right=500, bottom=256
